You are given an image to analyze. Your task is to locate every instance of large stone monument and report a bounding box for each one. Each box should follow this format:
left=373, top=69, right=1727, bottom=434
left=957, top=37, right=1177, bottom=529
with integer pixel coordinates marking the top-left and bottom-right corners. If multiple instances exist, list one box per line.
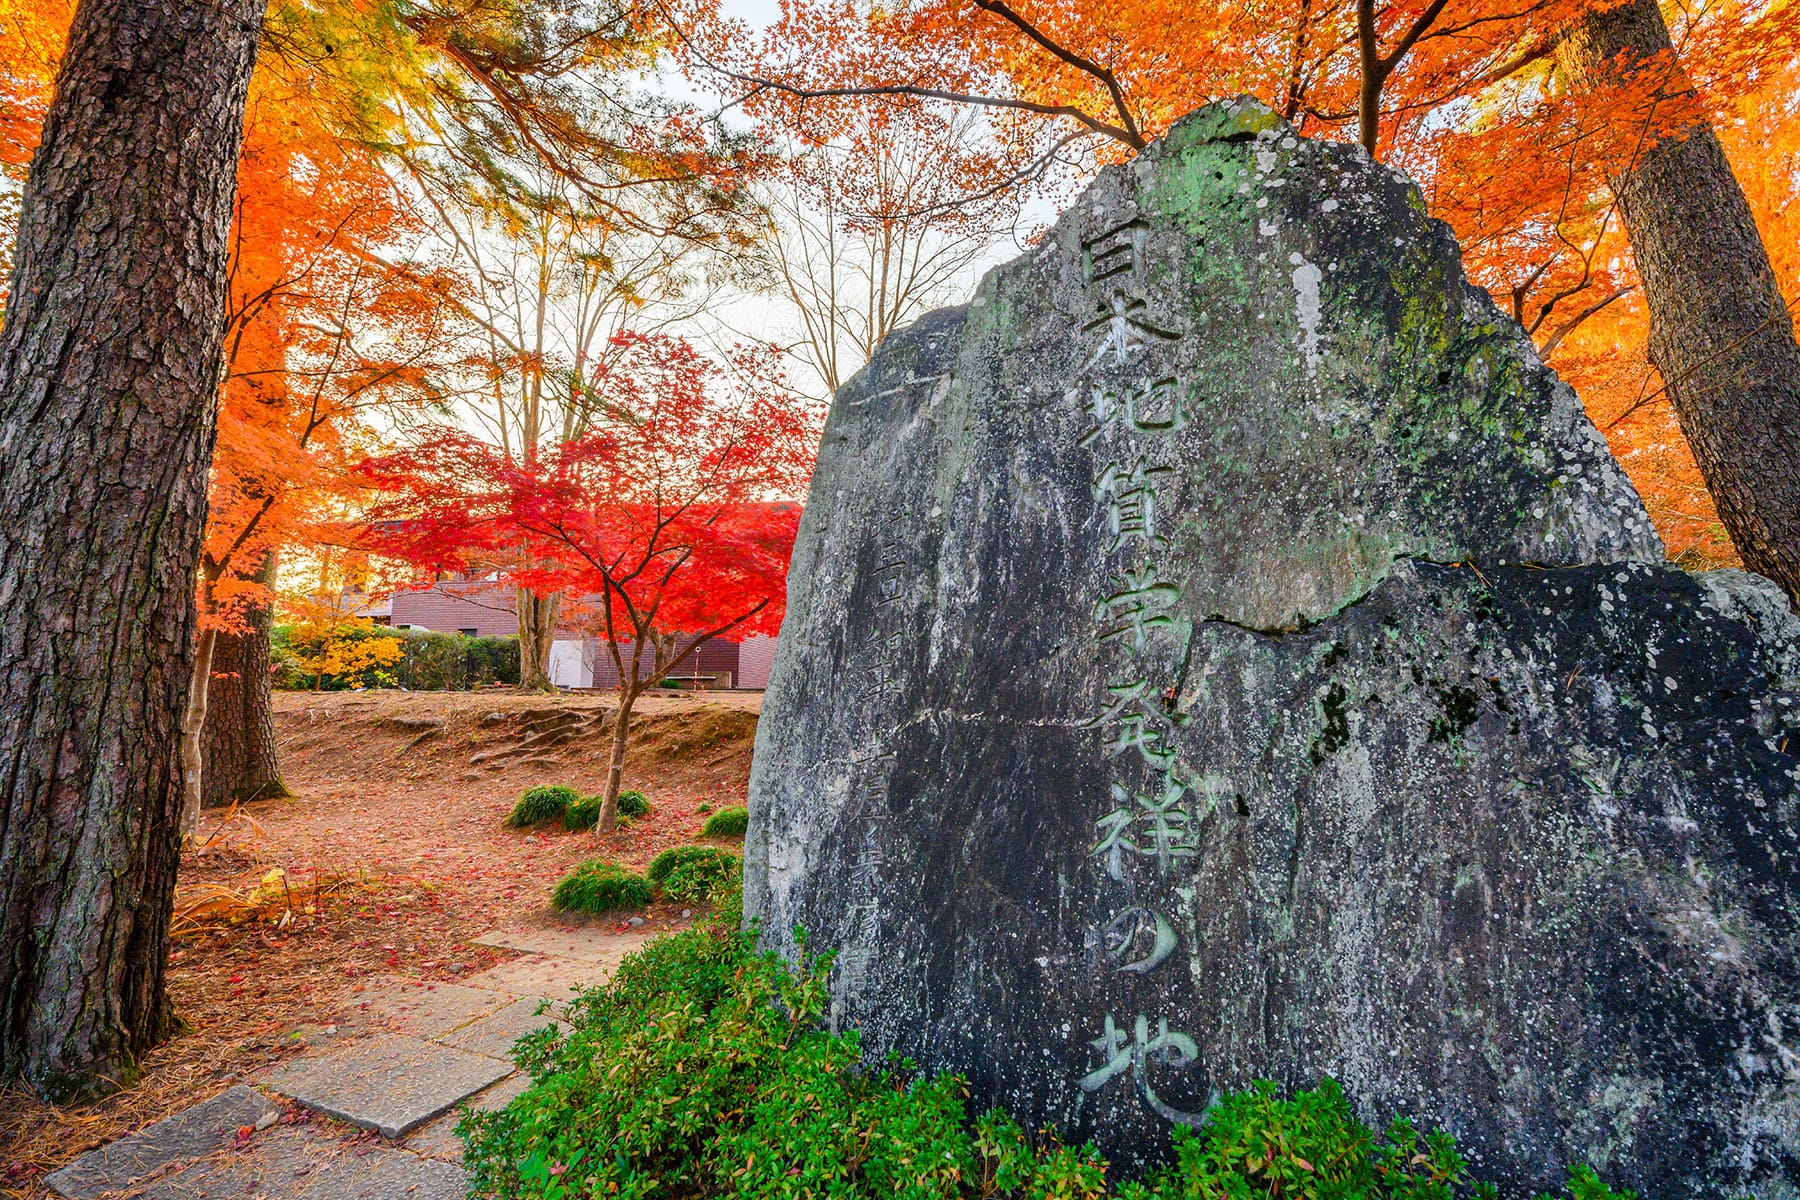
left=746, top=98, right=1800, bottom=1197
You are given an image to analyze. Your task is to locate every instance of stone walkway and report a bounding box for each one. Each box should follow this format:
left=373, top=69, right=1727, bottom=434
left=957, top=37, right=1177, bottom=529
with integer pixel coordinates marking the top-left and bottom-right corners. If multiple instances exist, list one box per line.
left=44, top=926, right=653, bottom=1199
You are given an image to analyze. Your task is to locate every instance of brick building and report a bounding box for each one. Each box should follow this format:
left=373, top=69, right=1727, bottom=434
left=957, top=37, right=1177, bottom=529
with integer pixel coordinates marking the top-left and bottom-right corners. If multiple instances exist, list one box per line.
left=387, top=580, right=777, bottom=689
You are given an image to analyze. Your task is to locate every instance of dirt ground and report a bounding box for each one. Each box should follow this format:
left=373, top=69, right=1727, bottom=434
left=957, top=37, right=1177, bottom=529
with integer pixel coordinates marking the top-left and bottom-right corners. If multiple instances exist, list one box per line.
left=0, top=688, right=761, bottom=1198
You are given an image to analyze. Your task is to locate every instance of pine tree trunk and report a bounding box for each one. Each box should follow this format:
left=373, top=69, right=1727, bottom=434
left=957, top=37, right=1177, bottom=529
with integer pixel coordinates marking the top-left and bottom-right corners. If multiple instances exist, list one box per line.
left=1557, top=0, right=1800, bottom=603
left=0, top=0, right=265, bottom=1102
left=516, top=586, right=561, bottom=691
left=202, top=556, right=287, bottom=809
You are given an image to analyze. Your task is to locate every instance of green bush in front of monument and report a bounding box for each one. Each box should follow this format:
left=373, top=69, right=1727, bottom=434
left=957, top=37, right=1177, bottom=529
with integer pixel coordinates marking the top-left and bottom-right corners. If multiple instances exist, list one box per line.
left=648, top=846, right=740, bottom=904
left=460, top=884, right=1641, bottom=1200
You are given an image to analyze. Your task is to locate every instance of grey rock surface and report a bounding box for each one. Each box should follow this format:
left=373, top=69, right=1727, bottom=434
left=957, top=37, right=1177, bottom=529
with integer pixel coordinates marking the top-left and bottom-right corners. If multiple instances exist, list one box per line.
left=261, top=1032, right=512, bottom=1138
left=44, top=1084, right=278, bottom=1198
left=747, top=97, right=1800, bottom=1197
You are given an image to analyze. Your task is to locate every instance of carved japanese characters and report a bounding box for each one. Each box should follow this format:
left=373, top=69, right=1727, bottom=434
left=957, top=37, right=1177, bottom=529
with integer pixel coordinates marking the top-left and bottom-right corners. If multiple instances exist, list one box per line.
left=747, top=99, right=1800, bottom=1198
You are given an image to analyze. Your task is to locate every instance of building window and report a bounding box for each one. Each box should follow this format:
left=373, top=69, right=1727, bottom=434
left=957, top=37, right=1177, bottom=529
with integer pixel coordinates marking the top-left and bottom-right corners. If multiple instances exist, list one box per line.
left=459, top=628, right=479, bottom=638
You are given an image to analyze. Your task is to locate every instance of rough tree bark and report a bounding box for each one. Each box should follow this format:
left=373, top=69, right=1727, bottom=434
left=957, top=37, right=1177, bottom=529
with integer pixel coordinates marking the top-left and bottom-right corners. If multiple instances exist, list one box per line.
left=202, top=554, right=288, bottom=810
left=0, top=0, right=266, bottom=1101
left=1557, top=0, right=1800, bottom=604
left=516, top=586, right=561, bottom=691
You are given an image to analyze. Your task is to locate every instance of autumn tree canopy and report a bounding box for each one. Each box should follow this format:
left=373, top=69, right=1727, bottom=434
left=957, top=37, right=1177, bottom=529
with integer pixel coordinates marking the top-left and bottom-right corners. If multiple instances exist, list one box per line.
left=674, top=0, right=1800, bottom=573
left=364, top=330, right=819, bottom=829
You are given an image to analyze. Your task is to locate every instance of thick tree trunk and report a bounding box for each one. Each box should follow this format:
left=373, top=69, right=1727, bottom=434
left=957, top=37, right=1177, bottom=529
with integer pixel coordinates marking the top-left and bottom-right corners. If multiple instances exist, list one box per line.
left=202, top=556, right=287, bottom=810
left=1557, top=0, right=1800, bottom=603
left=0, top=0, right=264, bottom=1102
left=516, top=586, right=561, bottom=691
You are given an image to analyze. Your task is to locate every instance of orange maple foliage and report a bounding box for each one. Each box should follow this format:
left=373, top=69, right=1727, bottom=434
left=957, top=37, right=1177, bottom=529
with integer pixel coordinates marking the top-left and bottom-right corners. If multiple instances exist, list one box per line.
left=2, top=0, right=464, bottom=628
left=686, top=0, right=1800, bottom=567
left=205, top=63, right=464, bottom=630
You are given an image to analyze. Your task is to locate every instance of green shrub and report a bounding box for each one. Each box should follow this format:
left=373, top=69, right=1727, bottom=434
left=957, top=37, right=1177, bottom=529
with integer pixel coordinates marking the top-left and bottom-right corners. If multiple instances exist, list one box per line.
left=563, top=794, right=601, bottom=832
left=462, top=886, right=1641, bottom=1200
left=661, top=850, right=740, bottom=904
left=549, top=860, right=654, bottom=915
left=465, top=634, right=522, bottom=686
left=396, top=630, right=468, bottom=690
left=397, top=630, right=521, bottom=690
left=648, top=844, right=723, bottom=883
left=1118, top=1078, right=1498, bottom=1200
left=562, top=791, right=649, bottom=831
left=699, top=805, right=748, bottom=838
left=273, top=626, right=521, bottom=691
left=508, top=784, right=579, bottom=829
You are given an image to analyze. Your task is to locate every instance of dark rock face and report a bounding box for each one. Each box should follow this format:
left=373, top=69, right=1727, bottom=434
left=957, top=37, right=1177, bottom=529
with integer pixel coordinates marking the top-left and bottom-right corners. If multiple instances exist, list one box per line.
left=746, top=98, right=1800, bottom=1197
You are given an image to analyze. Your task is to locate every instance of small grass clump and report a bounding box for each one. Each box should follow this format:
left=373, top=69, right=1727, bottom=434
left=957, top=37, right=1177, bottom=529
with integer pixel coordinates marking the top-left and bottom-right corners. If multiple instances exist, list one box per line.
left=648, top=844, right=726, bottom=882
left=562, top=791, right=650, bottom=831
left=507, top=784, right=580, bottom=829
left=699, top=805, right=748, bottom=838
left=550, top=860, right=653, bottom=915
left=563, top=794, right=601, bottom=831
left=648, top=846, right=740, bottom=903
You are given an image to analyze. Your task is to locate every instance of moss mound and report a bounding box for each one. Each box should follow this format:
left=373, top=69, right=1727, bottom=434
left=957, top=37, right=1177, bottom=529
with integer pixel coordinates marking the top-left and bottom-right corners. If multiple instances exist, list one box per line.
left=699, top=805, right=748, bottom=838
left=551, top=860, right=654, bottom=915
left=508, top=784, right=580, bottom=828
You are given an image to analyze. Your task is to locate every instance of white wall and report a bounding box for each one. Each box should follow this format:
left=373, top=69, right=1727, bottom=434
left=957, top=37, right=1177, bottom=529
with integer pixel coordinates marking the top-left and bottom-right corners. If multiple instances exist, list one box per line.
left=547, top=639, right=592, bottom=688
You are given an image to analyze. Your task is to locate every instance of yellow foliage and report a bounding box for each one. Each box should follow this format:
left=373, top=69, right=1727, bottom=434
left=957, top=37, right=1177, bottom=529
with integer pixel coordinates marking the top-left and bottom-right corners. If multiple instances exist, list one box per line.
left=282, top=618, right=405, bottom=688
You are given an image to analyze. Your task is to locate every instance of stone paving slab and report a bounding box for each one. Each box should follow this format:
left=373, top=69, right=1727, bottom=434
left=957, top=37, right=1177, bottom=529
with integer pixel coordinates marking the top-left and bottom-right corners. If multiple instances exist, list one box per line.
left=472, top=925, right=652, bottom=963
left=136, top=1125, right=466, bottom=1199
left=459, top=950, right=634, bottom=997
left=339, top=977, right=514, bottom=1037
left=404, top=1073, right=532, bottom=1163
left=262, top=1033, right=513, bottom=1139
left=439, top=995, right=568, bottom=1060
left=45, top=1084, right=279, bottom=1199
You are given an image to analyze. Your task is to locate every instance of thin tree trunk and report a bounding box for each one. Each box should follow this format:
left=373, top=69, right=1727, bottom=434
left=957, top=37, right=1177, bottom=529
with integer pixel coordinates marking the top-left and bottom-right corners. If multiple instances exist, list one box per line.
left=1557, top=0, right=1800, bottom=603
left=179, top=627, right=218, bottom=840
left=598, top=684, right=638, bottom=832
left=0, top=0, right=265, bottom=1101
left=1356, top=0, right=1384, bottom=155
left=516, top=586, right=561, bottom=691
left=202, top=554, right=287, bottom=810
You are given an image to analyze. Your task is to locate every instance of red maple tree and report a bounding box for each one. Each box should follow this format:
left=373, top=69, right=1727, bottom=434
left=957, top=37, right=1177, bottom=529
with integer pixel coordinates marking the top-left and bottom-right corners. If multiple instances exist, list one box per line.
left=364, top=330, right=819, bottom=830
